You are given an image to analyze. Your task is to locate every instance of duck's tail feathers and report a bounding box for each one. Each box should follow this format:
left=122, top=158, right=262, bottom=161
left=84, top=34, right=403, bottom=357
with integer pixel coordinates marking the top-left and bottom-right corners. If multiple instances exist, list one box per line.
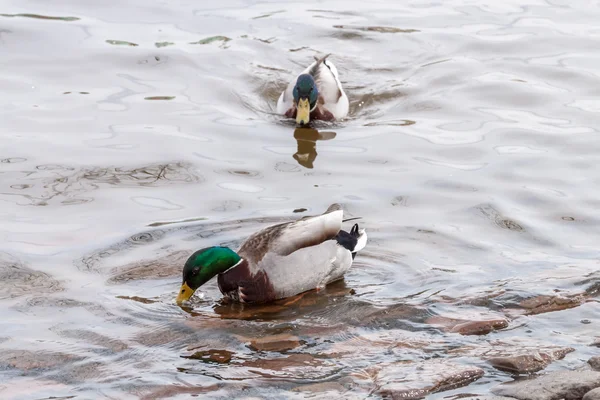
left=313, top=53, right=332, bottom=63
left=324, top=203, right=342, bottom=214
left=350, top=223, right=368, bottom=253
left=309, top=54, right=332, bottom=79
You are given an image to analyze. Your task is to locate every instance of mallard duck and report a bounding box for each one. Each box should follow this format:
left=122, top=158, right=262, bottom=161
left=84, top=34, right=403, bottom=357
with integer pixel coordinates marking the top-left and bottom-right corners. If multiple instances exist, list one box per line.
left=176, top=204, right=367, bottom=304
left=276, top=54, right=349, bottom=125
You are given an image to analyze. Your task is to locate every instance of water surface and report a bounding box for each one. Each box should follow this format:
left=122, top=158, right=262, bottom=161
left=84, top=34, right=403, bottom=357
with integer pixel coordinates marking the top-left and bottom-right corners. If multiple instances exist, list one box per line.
left=1, top=0, right=599, bottom=398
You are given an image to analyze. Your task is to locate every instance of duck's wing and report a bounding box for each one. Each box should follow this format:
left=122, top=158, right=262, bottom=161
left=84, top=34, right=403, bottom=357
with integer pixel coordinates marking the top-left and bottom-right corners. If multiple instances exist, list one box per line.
left=237, top=203, right=343, bottom=265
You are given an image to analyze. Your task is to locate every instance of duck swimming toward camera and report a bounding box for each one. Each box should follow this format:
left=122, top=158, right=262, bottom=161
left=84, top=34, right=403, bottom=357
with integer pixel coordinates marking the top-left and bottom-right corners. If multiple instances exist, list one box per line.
left=276, top=54, right=350, bottom=125
left=176, top=204, right=367, bottom=304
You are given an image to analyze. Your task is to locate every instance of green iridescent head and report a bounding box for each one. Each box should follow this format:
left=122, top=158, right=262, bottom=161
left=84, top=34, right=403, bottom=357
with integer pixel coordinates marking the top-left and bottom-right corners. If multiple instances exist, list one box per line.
left=176, top=246, right=241, bottom=304
left=293, top=74, right=319, bottom=125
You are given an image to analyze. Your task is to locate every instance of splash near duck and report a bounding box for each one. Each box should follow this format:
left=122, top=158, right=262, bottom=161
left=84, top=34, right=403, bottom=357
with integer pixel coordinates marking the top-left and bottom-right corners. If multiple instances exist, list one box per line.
left=176, top=204, right=367, bottom=304
left=277, top=54, right=350, bottom=125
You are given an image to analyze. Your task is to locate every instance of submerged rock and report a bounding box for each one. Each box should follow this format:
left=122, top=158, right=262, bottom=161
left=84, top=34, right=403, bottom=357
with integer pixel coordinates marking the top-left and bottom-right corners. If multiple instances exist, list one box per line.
left=241, top=353, right=323, bottom=370
left=135, top=325, right=197, bottom=347
left=47, top=361, right=107, bottom=384
left=247, top=333, right=305, bottom=352
left=182, top=349, right=234, bottom=364
left=371, top=360, right=484, bottom=399
left=137, top=384, right=220, bottom=400
left=56, top=329, right=128, bottom=353
left=450, top=319, right=509, bottom=335
left=0, top=350, right=82, bottom=371
left=108, top=251, right=189, bottom=283
left=426, top=315, right=508, bottom=336
left=450, top=340, right=575, bottom=375
left=319, top=328, right=447, bottom=362
left=584, top=388, right=600, bottom=400
left=518, top=295, right=584, bottom=315
left=233, top=353, right=342, bottom=380
left=291, top=382, right=348, bottom=394
left=488, top=347, right=574, bottom=374
left=491, top=370, right=600, bottom=400
left=0, top=254, right=62, bottom=299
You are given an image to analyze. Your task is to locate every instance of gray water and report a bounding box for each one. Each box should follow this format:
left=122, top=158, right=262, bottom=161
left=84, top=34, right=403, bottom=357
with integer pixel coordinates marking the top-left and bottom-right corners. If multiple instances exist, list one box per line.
left=1, top=1, right=599, bottom=399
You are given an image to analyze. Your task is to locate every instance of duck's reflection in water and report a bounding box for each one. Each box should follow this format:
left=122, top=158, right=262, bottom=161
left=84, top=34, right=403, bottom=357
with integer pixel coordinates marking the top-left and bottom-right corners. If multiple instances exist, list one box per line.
left=210, top=278, right=355, bottom=321
left=180, top=277, right=421, bottom=334
left=293, top=127, right=336, bottom=169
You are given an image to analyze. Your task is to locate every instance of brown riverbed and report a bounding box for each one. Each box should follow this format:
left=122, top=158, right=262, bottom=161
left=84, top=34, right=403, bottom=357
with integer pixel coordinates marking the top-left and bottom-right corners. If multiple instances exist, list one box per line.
left=1, top=1, right=600, bottom=399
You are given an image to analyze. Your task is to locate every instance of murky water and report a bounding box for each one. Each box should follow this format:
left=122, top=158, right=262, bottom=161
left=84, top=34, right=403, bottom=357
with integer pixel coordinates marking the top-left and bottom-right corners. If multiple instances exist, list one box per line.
left=1, top=0, right=599, bottom=398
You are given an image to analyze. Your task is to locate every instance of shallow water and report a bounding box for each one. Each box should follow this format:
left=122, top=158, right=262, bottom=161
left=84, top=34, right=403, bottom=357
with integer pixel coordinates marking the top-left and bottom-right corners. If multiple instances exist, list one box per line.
left=1, top=0, right=599, bottom=398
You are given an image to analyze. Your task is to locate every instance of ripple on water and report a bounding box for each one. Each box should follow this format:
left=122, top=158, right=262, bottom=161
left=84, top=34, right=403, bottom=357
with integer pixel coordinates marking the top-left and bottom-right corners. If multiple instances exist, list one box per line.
left=0, top=162, right=202, bottom=206
left=0, top=13, right=80, bottom=21
left=217, top=182, right=265, bottom=193
left=53, top=328, right=128, bottom=353
left=214, top=169, right=263, bottom=179
left=77, top=216, right=290, bottom=274
left=0, top=253, right=62, bottom=299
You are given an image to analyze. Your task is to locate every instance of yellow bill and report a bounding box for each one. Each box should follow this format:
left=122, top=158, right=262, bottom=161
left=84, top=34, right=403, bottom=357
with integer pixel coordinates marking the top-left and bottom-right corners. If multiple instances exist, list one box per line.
left=176, top=282, right=195, bottom=304
left=296, top=98, right=310, bottom=125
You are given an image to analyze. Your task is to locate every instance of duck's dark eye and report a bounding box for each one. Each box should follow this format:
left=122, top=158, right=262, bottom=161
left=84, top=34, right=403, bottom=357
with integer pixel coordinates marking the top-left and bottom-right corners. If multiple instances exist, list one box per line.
left=192, top=268, right=200, bottom=276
